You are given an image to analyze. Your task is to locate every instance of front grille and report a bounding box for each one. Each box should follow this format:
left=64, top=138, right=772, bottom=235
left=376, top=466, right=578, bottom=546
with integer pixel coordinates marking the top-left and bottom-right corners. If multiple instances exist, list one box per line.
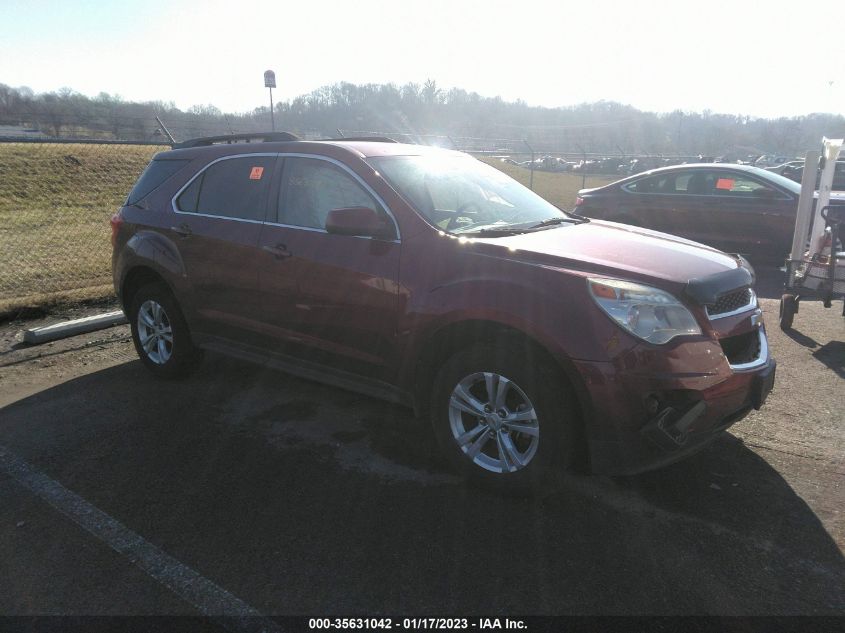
left=720, top=330, right=761, bottom=366
left=707, top=288, right=753, bottom=318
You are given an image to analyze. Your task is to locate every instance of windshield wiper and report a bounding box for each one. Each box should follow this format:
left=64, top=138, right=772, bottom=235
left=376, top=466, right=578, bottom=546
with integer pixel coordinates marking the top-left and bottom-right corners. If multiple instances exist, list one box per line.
left=459, top=227, right=530, bottom=237
left=528, top=215, right=587, bottom=229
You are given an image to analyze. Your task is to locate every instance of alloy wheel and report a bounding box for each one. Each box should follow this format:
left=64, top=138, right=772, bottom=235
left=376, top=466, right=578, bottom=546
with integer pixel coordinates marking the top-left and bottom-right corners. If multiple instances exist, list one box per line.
left=448, top=371, right=540, bottom=473
left=137, top=299, right=173, bottom=365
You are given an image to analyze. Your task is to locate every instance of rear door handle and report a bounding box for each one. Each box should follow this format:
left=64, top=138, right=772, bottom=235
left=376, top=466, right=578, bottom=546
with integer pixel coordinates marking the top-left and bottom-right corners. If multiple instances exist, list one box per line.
left=170, top=223, right=192, bottom=238
left=262, top=243, right=291, bottom=259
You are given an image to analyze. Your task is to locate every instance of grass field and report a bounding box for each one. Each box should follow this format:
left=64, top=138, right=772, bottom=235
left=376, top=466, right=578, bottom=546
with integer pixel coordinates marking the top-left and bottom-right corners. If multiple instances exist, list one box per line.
left=0, top=144, right=617, bottom=313
left=0, top=143, right=162, bottom=312
left=477, top=157, right=617, bottom=209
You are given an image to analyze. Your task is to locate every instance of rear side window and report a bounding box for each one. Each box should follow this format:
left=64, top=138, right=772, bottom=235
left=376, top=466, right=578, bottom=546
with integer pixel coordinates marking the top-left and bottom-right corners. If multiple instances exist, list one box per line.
left=126, top=159, right=190, bottom=205
left=180, top=156, right=276, bottom=221
left=626, top=175, right=667, bottom=193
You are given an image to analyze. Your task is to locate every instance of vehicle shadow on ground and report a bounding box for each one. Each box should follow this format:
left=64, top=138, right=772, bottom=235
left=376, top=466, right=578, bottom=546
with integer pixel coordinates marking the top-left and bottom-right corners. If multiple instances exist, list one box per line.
left=1, top=358, right=843, bottom=615
left=813, top=341, right=845, bottom=379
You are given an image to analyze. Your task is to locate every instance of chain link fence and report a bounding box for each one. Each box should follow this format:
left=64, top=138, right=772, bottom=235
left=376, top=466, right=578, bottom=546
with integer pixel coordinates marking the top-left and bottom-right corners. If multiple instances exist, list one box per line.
left=0, top=140, right=166, bottom=314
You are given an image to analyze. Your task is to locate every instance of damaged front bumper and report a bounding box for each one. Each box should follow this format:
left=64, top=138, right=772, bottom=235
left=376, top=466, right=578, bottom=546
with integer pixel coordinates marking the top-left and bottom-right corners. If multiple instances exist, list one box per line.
left=574, top=326, right=775, bottom=476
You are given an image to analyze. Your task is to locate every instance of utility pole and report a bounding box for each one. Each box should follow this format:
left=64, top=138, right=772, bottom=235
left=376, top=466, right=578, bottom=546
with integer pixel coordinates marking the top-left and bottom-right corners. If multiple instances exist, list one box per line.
left=264, top=70, right=276, bottom=131
left=677, top=111, right=683, bottom=155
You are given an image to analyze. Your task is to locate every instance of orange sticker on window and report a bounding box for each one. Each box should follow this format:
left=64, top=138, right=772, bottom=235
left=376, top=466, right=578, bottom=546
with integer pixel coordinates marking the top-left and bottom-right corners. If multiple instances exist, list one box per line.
left=716, top=178, right=734, bottom=190
left=249, top=166, right=264, bottom=180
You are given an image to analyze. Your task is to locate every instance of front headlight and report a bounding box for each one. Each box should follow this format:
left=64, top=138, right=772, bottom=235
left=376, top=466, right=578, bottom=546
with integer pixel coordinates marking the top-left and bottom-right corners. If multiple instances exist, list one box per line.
left=587, top=278, right=701, bottom=344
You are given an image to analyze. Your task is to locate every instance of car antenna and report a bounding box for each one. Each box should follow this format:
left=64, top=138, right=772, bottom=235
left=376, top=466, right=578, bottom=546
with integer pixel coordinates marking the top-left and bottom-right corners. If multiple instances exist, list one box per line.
left=155, top=115, right=177, bottom=145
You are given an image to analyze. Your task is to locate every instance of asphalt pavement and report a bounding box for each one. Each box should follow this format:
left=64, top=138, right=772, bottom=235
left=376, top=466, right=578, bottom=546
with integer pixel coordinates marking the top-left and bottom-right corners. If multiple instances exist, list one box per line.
left=0, top=267, right=842, bottom=618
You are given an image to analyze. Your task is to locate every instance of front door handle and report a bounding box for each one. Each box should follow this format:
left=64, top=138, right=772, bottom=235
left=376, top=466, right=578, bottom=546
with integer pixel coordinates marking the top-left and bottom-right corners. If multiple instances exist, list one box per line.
left=262, top=243, right=291, bottom=259
left=170, top=223, right=192, bottom=238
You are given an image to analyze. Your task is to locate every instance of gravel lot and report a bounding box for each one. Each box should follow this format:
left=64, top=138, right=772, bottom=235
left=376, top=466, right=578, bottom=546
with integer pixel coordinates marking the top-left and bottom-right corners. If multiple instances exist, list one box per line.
left=0, top=266, right=842, bottom=617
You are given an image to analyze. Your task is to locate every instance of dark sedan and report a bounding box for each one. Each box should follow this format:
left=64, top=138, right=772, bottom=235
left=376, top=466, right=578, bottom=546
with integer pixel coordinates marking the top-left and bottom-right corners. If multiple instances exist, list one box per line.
left=574, top=163, right=845, bottom=260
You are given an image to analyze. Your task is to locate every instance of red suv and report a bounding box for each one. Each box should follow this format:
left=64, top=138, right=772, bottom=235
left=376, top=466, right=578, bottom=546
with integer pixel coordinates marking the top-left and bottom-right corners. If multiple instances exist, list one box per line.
left=112, top=133, right=776, bottom=491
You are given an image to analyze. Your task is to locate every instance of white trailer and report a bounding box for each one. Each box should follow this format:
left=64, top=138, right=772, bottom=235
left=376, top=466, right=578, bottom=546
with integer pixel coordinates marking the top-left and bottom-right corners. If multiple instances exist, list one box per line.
left=779, top=137, right=845, bottom=329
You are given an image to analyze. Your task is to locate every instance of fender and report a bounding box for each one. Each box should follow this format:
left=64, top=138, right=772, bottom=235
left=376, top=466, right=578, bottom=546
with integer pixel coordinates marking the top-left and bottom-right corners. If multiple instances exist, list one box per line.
left=397, top=269, right=640, bottom=394
left=114, top=229, right=192, bottom=312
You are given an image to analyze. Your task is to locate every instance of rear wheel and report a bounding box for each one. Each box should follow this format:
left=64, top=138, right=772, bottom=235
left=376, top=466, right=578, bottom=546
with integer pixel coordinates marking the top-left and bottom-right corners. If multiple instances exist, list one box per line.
left=129, top=282, right=202, bottom=378
left=430, top=342, right=578, bottom=493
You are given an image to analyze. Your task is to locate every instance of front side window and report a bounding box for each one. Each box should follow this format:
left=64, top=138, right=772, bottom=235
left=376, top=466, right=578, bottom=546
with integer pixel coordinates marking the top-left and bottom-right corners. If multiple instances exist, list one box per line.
left=277, top=157, right=382, bottom=229
left=178, top=155, right=275, bottom=221
left=712, top=174, right=780, bottom=197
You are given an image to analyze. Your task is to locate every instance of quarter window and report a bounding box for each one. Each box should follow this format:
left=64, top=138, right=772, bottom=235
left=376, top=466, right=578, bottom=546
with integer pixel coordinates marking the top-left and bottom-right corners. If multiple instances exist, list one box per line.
left=179, top=156, right=275, bottom=221
left=176, top=176, right=201, bottom=212
left=278, top=158, right=382, bottom=229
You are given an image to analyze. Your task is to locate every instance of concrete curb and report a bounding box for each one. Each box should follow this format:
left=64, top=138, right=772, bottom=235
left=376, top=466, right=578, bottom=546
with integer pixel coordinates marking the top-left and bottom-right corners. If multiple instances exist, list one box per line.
left=23, top=310, right=128, bottom=345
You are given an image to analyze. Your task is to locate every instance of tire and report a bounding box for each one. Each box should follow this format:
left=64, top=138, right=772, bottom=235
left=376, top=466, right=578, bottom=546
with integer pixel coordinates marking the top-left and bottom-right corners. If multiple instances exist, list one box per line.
left=129, top=282, right=202, bottom=378
left=779, top=294, right=797, bottom=331
left=430, top=342, right=578, bottom=494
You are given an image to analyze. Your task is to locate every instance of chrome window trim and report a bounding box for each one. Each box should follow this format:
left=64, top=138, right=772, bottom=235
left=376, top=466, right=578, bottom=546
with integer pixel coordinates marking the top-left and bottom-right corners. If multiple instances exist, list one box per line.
left=729, top=328, right=769, bottom=372
left=172, top=211, right=264, bottom=225
left=170, top=153, right=279, bottom=222
left=169, top=152, right=402, bottom=241
left=706, top=289, right=757, bottom=320
left=261, top=220, right=400, bottom=244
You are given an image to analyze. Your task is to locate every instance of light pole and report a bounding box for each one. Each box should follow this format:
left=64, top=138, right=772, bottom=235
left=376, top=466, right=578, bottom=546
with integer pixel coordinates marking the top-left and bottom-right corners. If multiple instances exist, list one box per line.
left=264, top=70, right=276, bottom=131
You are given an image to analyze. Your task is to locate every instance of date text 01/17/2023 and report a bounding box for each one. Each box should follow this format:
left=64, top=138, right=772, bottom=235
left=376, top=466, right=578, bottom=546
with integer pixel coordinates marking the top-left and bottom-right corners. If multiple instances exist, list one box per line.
left=308, top=618, right=528, bottom=630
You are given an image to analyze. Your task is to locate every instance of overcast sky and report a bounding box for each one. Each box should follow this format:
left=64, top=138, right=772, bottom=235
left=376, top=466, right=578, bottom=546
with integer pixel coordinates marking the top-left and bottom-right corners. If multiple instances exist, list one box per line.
left=2, top=0, right=844, bottom=118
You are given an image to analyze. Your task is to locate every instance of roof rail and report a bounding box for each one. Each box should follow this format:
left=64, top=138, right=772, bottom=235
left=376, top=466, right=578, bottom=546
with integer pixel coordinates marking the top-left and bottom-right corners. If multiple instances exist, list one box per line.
left=172, top=132, right=300, bottom=149
left=328, top=136, right=398, bottom=143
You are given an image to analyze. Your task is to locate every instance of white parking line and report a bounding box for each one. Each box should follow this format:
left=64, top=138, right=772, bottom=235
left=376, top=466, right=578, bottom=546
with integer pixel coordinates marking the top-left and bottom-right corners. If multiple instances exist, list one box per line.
left=0, top=444, right=282, bottom=633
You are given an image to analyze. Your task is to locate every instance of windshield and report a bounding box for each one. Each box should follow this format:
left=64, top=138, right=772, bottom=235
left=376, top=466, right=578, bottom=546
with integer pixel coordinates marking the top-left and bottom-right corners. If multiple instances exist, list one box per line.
left=369, top=154, right=570, bottom=234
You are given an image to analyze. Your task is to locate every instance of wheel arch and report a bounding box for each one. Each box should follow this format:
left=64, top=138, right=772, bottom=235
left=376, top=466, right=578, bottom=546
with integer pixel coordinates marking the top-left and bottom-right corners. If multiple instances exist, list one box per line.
left=119, top=265, right=176, bottom=315
left=412, top=318, right=592, bottom=470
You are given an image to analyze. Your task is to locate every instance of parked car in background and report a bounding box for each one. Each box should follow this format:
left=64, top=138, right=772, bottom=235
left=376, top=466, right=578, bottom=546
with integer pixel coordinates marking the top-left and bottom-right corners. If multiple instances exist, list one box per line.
left=781, top=160, right=845, bottom=190
left=754, top=154, right=793, bottom=168
left=112, top=134, right=775, bottom=492
left=766, top=160, right=804, bottom=177
left=574, top=163, right=845, bottom=260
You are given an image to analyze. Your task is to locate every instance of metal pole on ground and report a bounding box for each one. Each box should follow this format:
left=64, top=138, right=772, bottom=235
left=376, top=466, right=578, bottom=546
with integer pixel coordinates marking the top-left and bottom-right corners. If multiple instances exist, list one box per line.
left=576, top=143, right=587, bottom=190
left=524, top=140, right=535, bottom=191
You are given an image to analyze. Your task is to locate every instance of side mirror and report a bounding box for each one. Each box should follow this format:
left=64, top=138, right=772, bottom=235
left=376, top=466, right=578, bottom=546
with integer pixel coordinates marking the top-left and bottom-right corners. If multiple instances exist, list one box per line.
left=325, top=206, right=393, bottom=239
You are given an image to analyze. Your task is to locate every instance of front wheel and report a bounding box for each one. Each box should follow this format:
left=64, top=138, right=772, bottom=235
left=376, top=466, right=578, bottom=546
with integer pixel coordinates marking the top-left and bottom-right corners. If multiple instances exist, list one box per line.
left=129, top=282, right=202, bottom=378
left=430, top=343, right=578, bottom=493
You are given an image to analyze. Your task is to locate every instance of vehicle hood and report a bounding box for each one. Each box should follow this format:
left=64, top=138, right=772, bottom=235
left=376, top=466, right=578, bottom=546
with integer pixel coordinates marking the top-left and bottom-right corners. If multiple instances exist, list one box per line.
left=474, top=220, right=741, bottom=284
